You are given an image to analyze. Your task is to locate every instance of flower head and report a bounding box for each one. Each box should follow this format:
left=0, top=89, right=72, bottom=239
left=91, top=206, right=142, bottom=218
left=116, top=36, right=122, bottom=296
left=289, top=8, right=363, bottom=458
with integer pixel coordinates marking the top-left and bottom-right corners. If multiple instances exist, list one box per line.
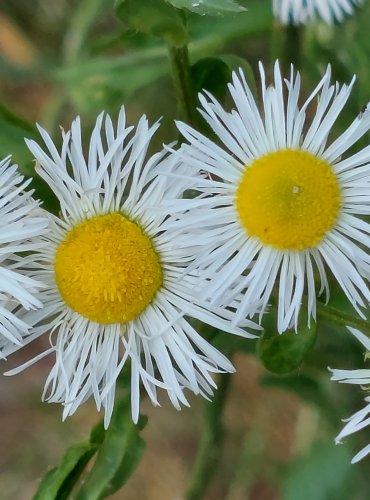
left=0, top=157, right=47, bottom=356
left=273, top=0, right=363, bottom=25
left=330, top=327, right=370, bottom=463
left=5, top=108, right=258, bottom=427
left=173, top=62, right=370, bottom=333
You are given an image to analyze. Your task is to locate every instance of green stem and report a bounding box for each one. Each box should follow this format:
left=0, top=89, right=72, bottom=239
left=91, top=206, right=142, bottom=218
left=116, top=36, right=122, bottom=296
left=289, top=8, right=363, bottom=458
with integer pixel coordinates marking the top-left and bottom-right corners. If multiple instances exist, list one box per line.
left=168, top=44, right=197, bottom=126
left=186, top=372, right=232, bottom=500
left=282, top=24, right=303, bottom=71
left=316, top=302, right=370, bottom=336
left=270, top=22, right=283, bottom=65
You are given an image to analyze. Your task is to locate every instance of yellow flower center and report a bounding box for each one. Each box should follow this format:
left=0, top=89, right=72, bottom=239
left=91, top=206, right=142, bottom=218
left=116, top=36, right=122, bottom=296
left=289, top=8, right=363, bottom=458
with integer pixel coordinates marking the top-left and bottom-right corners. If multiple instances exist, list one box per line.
left=54, top=213, right=163, bottom=324
left=236, top=149, right=341, bottom=250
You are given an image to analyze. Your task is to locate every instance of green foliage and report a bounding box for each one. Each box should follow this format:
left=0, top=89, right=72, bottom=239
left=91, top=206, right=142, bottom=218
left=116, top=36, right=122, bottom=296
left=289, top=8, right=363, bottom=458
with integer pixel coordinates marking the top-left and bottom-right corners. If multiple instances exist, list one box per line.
left=33, top=398, right=146, bottom=500
left=62, top=0, right=106, bottom=63
left=257, top=306, right=318, bottom=374
left=58, top=48, right=171, bottom=113
left=217, top=55, right=257, bottom=97
left=0, top=103, right=36, bottom=170
left=191, top=55, right=256, bottom=102
left=33, top=441, right=100, bottom=500
left=282, top=442, right=358, bottom=500
left=56, top=0, right=271, bottom=113
left=74, top=399, right=147, bottom=499
left=191, top=57, right=228, bottom=99
left=166, top=0, right=246, bottom=16
left=115, top=0, right=188, bottom=46
left=0, top=103, right=59, bottom=212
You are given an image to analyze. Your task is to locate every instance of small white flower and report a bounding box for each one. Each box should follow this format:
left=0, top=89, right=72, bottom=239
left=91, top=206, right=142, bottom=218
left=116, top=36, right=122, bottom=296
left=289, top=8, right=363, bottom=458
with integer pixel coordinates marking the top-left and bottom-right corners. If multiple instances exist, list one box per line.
left=0, top=157, right=47, bottom=356
left=171, top=61, right=370, bottom=333
left=4, top=108, right=258, bottom=427
left=330, top=327, right=370, bottom=463
left=273, top=0, right=363, bottom=25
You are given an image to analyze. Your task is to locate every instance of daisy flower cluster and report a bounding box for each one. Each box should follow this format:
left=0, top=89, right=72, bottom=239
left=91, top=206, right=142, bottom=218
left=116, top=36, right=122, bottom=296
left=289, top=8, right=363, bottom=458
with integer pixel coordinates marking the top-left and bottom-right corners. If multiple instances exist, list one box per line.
left=1, top=55, right=370, bottom=464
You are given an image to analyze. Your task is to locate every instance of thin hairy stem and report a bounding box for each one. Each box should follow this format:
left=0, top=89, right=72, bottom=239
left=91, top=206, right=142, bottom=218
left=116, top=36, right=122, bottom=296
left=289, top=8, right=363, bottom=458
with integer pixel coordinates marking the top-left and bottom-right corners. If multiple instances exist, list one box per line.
left=168, top=44, right=197, bottom=126
left=317, top=302, right=370, bottom=336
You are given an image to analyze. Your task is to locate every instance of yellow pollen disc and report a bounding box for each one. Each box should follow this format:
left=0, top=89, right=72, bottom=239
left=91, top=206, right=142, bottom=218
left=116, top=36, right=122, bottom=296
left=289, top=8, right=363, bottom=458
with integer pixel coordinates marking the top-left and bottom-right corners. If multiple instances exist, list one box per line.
left=236, top=149, right=341, bottom=250
left=54, top=213, right=163, bottom=324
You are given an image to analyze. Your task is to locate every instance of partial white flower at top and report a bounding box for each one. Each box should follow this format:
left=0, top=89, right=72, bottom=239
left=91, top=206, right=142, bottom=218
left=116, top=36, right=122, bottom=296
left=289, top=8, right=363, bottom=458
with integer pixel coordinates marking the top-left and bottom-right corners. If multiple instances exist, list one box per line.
left=330, top=327, right=370, bottom=463
left=171, top=61, right=370, bottom=333
left=273, top=0, right=363, bottom=25
left=0, top=157, right=47, bottom=356
left=4, top=108, right=259, bottom=427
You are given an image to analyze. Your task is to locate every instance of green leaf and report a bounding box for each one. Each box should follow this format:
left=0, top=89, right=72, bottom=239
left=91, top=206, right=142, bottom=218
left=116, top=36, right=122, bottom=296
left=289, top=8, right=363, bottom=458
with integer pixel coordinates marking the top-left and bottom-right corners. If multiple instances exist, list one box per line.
left=218, top=55, right=257, bottom=97
left=257, top=306, right=317, bottom=374
left=191, top=56, right=257, bottom=138
left=33, top=399, right=146, bottom=500
left=283, top=441, right=358, bottom=500
left=0, top=103, right=36, bottom=168
left=75, top=398, right=147, bottom=499
left=192, top=55, right=256, bottom=102
left=115, top=0, right=188, bottom=46
left=0, top=103, right=59, bottom=212
left=188, top=0, right=271, bottom=53
left=166, top=0, right=246, bottom=16
left=33, top=441, right=98, bottom=500
left=191, top=57, right=231, bottom=101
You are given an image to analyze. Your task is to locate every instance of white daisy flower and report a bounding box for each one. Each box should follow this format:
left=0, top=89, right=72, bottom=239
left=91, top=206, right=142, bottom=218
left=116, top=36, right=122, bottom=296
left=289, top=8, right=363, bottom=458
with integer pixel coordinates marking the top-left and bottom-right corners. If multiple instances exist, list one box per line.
left=0, top=157, right=48, bottom=356
left=330, top=327, right=370, bottom=463
left=171, top=61, right=370, bottom=333
left=4, top=108, right=258, bottom=427
left=273, top=0, right=363, bottom=25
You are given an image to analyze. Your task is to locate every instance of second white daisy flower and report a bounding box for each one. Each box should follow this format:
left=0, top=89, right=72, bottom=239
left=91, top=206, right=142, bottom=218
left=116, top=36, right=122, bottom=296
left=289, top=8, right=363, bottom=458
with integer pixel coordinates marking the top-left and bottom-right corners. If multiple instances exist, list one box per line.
left=173, top=61, right=370, bottom=333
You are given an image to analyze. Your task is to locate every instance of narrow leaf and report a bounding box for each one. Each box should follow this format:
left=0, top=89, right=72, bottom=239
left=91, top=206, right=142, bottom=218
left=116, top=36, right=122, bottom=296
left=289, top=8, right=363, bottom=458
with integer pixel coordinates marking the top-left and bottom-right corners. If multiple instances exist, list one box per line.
left=33, top=441, right=98, bottom=500
left=192, top=55, right=256, bottom=102
left=257, top=306, right=317, bottom=374
left=75, top=398, right=147, bottom=500
left=217, top=54, right=257, bottom=97
left=191, top=57, right=232, bottom=102
left=166, top=0, right=246, bottom=16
